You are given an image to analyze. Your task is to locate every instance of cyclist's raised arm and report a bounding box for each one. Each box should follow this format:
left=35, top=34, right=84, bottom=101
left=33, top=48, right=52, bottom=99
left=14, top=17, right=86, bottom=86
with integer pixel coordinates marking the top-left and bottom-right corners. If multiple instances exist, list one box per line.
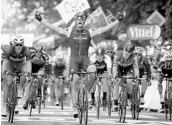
left=112, top=54, right=118, bottom=77
left=35, top=12, right=71, bottom=38
left=133, top=56, right=139, bottom=78
left=89, top=12, right=126, bottom=38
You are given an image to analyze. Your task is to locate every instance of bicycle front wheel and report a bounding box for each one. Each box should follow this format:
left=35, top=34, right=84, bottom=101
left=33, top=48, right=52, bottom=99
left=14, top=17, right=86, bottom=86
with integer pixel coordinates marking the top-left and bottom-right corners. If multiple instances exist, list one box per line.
left=83, top=89, right=88, bottom=125
left=38, top=97, right=42, bottom=113
left=97, top=85, right=101, bottom=119
left=108, top=86, right=111, bottom=116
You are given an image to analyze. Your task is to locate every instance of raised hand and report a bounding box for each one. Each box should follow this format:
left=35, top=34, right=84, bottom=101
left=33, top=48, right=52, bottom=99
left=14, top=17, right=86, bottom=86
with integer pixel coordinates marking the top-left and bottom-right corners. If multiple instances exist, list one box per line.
left=117, top=11, right=126, bottom=21
left=35, top=11, right=42, bottom=22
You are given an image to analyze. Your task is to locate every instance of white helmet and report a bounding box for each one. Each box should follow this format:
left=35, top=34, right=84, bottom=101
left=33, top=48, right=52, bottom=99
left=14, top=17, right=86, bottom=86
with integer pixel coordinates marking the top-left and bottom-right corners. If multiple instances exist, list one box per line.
left=164, top=52, right=172, bottom=61
left=134, top=47, right=143, bottom=54
left=11, top=35, right=24, bottom=46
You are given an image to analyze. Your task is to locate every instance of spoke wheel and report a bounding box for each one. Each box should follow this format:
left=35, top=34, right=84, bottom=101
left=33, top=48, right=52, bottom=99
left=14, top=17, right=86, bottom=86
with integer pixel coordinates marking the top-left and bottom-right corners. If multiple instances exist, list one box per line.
left=97, top=85, right=101, bottom=119
left=38, top=97, right=42, bottom=113
left=83, top=89, right=88, bottom=125
left=108, top=86, right=111, bottom=116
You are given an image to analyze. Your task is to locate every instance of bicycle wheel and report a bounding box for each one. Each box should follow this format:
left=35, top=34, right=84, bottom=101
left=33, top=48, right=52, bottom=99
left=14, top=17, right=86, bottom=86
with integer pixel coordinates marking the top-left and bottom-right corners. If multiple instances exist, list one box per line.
left=83, top=89, right=88, bottom=125
left=78, top=89, right=83, bottom=124
left=131, top=86, right=136, bottom=119
left=61, top=98, right=64, bottom=110
left=10, top=104, right=15, bottom=123
left=38, top=97, right=42, bottom=113
left=164, top=90, right=168, bottom=119
left=8, top=105, right=11, bottom=122
left=118, top=92, right=123, bottom=122
left=29, top=102, right=33, bottom=116
left=108, top=86, right=111, bottom=116
left=136, top=86, right=141, bottom=120
left=122, top=88, right=127, bottom=123
left=168, top=86, right=172, bottom=120
left=97, top=85, right=101, bottom=119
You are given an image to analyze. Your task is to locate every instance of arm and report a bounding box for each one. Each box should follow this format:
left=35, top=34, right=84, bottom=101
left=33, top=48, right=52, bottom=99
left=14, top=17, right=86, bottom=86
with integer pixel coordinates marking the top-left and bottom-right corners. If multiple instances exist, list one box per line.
left=89, top=12, right=125, bottom=38
left=35, top=12, right=70, bottom=37
left=133, top=56, right=139, bottom=78
left=89, top=20, right=119, bottom=38
left=90, top=39, right=97, bottom=50
left=112, top=54, right=118, bottom=77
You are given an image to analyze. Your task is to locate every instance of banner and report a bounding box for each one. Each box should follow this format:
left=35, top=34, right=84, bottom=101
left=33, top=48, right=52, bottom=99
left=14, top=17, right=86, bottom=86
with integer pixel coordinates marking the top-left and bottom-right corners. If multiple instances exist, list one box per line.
left=146, top=10, right=166, bottom=26
left=84, top=6, right=109, bottom=29
left=56, top=0, right=90, bottom=23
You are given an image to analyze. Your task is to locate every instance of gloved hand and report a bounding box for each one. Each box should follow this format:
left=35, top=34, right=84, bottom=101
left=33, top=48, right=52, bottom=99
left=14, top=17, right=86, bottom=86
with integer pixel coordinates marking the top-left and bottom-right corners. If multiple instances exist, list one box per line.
left=35, top=11, right=42, bottom=22
left=117, top=11, right=126, bottom=21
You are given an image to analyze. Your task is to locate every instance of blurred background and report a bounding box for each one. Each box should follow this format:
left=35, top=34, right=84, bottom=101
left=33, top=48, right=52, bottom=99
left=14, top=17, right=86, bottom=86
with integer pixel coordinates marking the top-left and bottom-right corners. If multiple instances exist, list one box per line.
left=1, top=0, right=172, bottom=57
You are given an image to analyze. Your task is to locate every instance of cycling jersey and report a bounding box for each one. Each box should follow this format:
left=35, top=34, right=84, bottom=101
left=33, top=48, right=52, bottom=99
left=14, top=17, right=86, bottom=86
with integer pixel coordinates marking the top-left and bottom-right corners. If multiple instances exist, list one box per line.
left=113, top=51, right=138, bottom=76
left=30, top=49, right=49, bottom=65
left=94, top=61, right=107, bottom=74
left=53, top=64, right=66, bottom=77
left=1, top=45, right=31, bottom=62
left=69, top=28, right=91, bottom=56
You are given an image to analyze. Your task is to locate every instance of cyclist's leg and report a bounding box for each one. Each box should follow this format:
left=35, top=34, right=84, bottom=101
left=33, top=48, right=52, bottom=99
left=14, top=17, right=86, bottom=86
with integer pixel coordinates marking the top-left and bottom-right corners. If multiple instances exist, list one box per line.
left=101, top=72, right=109, bottom=106
left=70, top=56, right=80, bottom=116
left=140, top=74, right=147, bottom=104
left=126, top=73, right=134, bottom=108
left=37, top=67, right=45, bottom=97
left=1, top=60, right=14, bottom=116
left=112, top=77, right=120, bottom=111
left=21, top=61, right=32, bottom=109
left=54, top=78, right=61, bottom=106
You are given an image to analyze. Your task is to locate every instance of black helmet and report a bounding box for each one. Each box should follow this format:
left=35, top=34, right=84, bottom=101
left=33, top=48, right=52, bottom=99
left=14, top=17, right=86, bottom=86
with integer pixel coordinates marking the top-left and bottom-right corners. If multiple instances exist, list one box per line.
left=124, top=42, right=135, bottom=53
left=96, top=47, right=105, bottom=56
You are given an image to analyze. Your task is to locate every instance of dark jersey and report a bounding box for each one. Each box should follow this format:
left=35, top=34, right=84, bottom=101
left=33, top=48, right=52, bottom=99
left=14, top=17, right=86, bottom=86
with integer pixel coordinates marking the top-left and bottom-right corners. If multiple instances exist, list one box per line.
left=1, top=45, right=31, bottom=62
left=94, top=60, right=107, bottom=74
left=69, top=28, right=91, bottom=56
left=53, top=64, right=66, bottom=77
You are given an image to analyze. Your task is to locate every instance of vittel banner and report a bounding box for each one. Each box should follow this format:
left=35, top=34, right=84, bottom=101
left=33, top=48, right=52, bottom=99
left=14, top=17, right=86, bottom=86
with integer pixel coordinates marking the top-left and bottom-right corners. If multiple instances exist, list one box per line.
left=127, top=24, right=161, bottom=40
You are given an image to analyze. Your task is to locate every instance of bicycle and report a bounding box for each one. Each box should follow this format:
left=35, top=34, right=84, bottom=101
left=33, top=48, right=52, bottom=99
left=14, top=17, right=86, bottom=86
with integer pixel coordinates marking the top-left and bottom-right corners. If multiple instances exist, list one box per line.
left=56, top=75, right=66, bottom=110
left=29, top=73, right=44, bottom=116
left=95, top=73, right=111, bottom=119
left=131, top=77, right=145, bottom=120
left=71, top=70, right=96, bottom=125
left=116, top=75, right=135, bottom=123
left=161, top=73, right=172, bottom=120
left=5, top=71, right=28, bottom=123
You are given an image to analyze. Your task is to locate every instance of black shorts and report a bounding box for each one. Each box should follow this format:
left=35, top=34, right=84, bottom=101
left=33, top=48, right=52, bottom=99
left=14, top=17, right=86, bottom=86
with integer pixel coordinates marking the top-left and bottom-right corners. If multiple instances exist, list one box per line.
left=69, top=55, right=89, bottom=73
left=32, top=63, right=45, bottom=73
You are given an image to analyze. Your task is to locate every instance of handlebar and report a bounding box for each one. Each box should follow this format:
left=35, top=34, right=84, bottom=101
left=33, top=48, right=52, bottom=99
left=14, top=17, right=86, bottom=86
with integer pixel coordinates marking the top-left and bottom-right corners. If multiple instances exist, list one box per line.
left=5, top=72, right=29, bottom=77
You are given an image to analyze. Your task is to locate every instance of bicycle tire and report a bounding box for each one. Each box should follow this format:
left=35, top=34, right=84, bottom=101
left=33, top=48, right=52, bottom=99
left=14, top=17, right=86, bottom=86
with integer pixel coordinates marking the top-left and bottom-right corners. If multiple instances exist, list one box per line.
left=136, top=86, right=141, bottom=120
left=38, top=97, right=42, bottom=113
left=61, top=98, right=63, bottom=110
left=164, top=90, right=168, bottom=119
left=97, top=85, right=101, bottom=119
left=168, top=85, right=172, bottom=120
left=122, top=89, right=127, bottom=123
left=131, top=103, right=135, bottom=119
left=10, top=104, right=15, bottom=123
left=8, top=106, right=11, bottom=122
left=29, top=104, right=32, bottom=116
left=108, top=86, right=111, bottom=116
left=118, top=92, right=123, bottom=122
left=83, top=89, right=88, bottom=125
left=78, top=89, right=83, bottom=124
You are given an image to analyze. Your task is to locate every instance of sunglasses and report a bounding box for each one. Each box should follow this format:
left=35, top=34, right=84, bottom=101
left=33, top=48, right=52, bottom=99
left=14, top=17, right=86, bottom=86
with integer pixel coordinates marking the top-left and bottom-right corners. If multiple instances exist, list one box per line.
left=135, top=53, right=142, bottom=56
left=106, top=51, right=113, bottom=54
left=15, top=44, right=23, bottom=47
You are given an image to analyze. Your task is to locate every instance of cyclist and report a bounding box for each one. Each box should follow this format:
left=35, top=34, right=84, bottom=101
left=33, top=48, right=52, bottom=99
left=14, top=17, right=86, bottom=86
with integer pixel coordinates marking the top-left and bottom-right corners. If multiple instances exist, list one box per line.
left=52, top=51, right=67, bottom=106
left=1, top=35, right=32, bottom=116
left=89, top=47, right=112, bottom=108
left=134, top=46, right=151, bottom=104
left=157, top=49, right=172, bottom=111
left=112, top=42, right=139, bottom=111
left=23, top=44, right=49, bottom=110
left=35, top=10, right=125, bottom=118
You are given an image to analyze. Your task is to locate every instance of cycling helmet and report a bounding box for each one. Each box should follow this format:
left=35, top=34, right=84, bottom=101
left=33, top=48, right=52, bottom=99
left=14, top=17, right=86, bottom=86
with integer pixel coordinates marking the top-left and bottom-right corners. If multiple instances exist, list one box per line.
left=106, top=41, right=114, bottom=51
left=164, top=52, right=172, bottom=61
left=124, top=42, right=135, bottom=53
left=12, top=35, right=24, bottom=46
left=56, top=51, right=64, bottom=59
left=34, top=44, right=43, bottom=52
left=134, top=47, right=143, bottom=54
left=74, top=12, right=86, bottom=20
left=96, top=47, right=105, bottom=56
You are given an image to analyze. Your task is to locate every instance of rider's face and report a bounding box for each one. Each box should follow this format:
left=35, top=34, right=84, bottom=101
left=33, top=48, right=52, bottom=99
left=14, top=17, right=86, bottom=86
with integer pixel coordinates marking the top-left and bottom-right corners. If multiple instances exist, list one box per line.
left=123, top=49, right=132, bottom=59
left=106, top=50, right=113, bottom=57
left=96, top=54, right=104, bottom=62
left=75, top=17, right=85, bottom=28
left=15, top=44, right=23, bottom=54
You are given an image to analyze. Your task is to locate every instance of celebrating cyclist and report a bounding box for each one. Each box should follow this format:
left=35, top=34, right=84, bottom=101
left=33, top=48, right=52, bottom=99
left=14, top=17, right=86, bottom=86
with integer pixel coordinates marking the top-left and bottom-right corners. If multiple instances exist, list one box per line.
left=89, top=47, right=112, bottom=108
left=134, top=46, right=151, bottom=104
left=35, top=10, right=125, bottom=118
left=157, top=50, right=172, bottom=111
left=23, top=44, right=49, bottom=110
left=1, top=35, right=32, bottom=116
left=113, top=42, right=139, bottom=111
